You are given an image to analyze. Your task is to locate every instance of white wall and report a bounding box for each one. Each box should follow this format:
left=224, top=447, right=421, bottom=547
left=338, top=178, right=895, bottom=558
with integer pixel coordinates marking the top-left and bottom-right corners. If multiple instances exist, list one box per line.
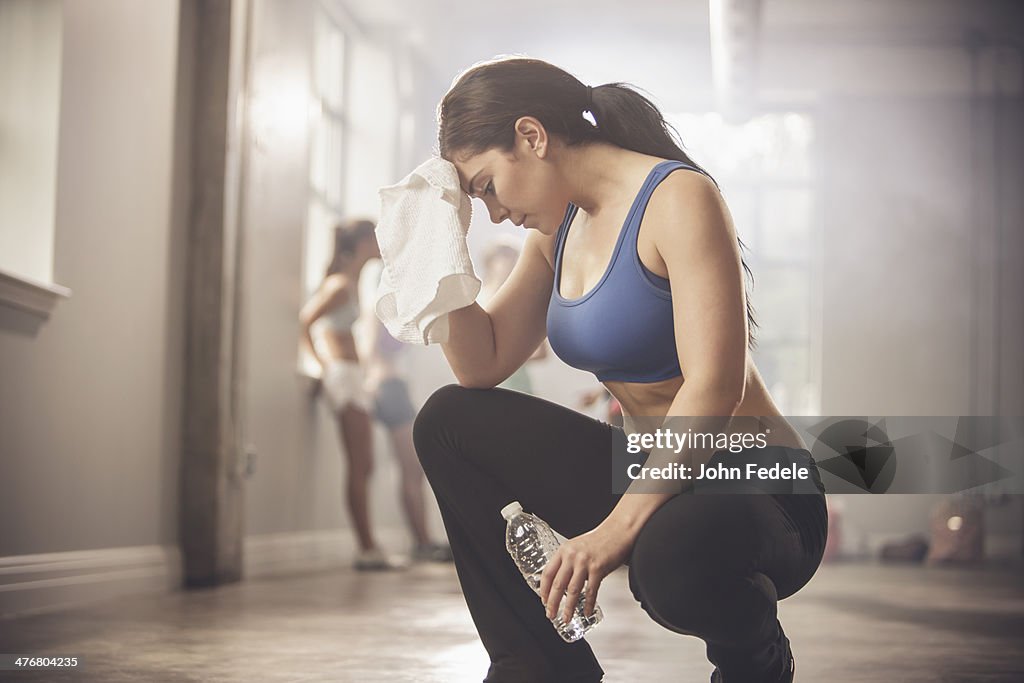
left=784, top=5, right=1024, bottom=557
left=0, top=0, right=185, bottom=555
left=816, top=94, right=1024, bottom=557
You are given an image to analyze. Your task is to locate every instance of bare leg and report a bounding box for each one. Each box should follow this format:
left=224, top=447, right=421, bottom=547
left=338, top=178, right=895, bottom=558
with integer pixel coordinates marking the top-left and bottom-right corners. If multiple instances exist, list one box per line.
left=388, top=422, right=431, bottom=546
left=338, top=404, right=376, bottom=551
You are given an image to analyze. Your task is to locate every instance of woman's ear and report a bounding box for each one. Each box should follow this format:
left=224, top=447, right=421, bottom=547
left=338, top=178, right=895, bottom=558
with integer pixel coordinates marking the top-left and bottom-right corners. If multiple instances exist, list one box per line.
left=514, top=116, right=548, bottom=158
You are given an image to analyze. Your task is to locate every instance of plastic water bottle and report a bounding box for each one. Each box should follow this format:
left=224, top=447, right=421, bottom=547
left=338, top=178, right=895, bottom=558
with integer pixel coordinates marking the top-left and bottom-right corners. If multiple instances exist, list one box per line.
left=500, top=501, right=603, bottom=642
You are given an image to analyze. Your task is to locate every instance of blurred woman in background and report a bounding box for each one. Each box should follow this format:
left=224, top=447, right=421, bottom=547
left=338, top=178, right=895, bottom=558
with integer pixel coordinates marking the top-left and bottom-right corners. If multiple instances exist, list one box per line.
left=360, top=258, right=454, bottom=563
left=299, top=219, right=403, bottom=571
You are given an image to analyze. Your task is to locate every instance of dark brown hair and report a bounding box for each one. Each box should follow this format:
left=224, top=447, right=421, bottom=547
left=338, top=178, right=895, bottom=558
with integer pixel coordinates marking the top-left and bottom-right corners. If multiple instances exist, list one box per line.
left=325, top=218, right=376, bottom=278
left=437, top=57, right=759, bottom=349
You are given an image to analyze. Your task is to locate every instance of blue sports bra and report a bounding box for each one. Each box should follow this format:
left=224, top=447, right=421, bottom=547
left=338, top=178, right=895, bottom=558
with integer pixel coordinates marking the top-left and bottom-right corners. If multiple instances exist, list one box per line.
left=546, top=160, right=706, bottom=383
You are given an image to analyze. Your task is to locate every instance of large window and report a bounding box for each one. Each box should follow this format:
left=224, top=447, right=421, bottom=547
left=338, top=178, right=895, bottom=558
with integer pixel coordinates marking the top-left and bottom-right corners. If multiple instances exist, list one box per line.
left=304, top=4, right=348, bottom=296
left=297, top=3, right=348, bottom=376
left=0, top=0, right=69, bottom=315
left=669, top=112, right=820, bottom=414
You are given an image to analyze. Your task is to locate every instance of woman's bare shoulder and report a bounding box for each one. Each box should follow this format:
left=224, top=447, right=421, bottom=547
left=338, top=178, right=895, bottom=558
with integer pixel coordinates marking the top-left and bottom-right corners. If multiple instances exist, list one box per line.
left=645, top=169, right=732, bottom=241
left=666, top=166, right=722, bottom=203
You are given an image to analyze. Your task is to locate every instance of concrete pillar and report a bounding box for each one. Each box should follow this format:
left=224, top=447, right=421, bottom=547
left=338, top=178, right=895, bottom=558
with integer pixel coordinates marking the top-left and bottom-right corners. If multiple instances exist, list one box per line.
left=179, top=0, right=249, bottom=587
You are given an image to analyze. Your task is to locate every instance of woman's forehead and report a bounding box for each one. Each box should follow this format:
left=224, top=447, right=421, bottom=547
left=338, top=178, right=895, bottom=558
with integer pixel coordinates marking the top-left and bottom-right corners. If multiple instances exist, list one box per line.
left=451, top=158, right=476, bottom=192
left=453, top=151, right=497, bottom=194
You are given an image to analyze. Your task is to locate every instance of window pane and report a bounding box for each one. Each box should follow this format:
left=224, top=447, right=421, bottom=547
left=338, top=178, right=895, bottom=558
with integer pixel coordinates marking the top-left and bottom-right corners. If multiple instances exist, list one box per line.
left=760, top=113, right=814, bottom=180
left=669, top=112, right=813, bottom=181
left=309, top=116, right=324, bottom=194
left=723, top=187, right=757, bottom=254
left=753, top=343, right=811, bottom=414
left=313, top=17, right=344, bottom=112
left=309, top=116, right=342, bottom=206
left=304, top=199, right=338, bottom=295
left=324, top=117, right=343, bottom=207
left=754, top=266, right=810, bottom=340
left=760, top=189, right=813, bottom=262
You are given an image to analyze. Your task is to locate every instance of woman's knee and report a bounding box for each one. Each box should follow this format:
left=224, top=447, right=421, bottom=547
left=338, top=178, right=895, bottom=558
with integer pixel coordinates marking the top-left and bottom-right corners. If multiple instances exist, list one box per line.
left=413, top=384, right=466, bottom=445
left=413, top=383, right=494, bottom=469
left=628, top=544, right=713, bottom=634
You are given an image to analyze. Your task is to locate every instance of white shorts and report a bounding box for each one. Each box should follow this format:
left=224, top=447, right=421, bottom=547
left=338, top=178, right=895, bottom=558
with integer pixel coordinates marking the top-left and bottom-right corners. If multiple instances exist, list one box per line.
left=322, top=360, right=371, bottom=413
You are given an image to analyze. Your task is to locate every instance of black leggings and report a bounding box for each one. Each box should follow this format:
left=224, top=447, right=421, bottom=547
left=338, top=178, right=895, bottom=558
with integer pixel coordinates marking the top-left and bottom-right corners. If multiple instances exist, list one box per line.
left=413, top=385, right=827, bottom=683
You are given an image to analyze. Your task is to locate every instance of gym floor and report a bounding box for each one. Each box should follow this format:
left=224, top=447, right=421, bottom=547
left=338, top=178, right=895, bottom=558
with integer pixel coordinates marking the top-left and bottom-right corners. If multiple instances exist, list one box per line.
left=1, top=561, right=1022, bottom=682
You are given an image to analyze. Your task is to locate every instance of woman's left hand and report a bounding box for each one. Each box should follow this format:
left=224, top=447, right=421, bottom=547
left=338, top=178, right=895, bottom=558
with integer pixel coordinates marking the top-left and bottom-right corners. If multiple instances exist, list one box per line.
left=538, top=518, right=637, bottom=623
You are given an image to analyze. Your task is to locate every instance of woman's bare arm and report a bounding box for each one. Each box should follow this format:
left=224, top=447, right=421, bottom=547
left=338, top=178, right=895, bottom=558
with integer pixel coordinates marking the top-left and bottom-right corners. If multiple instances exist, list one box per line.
left=608, top=171, right=749, bottom=531
left=442, top=231, right=555, bottom=388
left=298, top=275, right=349, bottom=371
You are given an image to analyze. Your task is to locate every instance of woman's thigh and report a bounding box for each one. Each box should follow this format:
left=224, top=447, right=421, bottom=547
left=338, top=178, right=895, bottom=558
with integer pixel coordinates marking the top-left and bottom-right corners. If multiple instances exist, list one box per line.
left=627, top=492, right=822, bottom=628
left=414, top=384, right=622, bottom=538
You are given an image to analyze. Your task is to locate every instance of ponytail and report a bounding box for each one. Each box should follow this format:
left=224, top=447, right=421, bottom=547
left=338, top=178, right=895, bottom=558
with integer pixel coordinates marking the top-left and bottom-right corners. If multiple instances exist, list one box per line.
left=587, top=84, right=711, bottom=181
left=439, top=57, right=758, bottom=349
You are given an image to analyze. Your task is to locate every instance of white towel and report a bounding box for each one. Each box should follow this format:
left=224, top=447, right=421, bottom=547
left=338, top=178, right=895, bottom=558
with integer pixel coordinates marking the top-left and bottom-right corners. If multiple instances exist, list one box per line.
left=374, top=157, right=480, bottom=345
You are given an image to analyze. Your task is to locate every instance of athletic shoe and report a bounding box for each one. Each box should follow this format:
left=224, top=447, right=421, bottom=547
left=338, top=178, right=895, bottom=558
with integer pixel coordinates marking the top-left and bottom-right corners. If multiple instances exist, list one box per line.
left=353, top=548, right=408, bottom=571
left=411, top=542, right=454, bottom=563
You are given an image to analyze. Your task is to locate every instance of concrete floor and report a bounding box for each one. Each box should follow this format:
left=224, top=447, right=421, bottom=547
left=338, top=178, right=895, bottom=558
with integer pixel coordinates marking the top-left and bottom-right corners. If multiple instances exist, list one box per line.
left=1, top=561, right=1022, bottom=682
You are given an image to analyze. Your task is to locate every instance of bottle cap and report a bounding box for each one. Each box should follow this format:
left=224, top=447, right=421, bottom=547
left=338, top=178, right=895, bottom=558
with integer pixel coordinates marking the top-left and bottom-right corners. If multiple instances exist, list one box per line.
left=500, top=501, right=523, bottom=520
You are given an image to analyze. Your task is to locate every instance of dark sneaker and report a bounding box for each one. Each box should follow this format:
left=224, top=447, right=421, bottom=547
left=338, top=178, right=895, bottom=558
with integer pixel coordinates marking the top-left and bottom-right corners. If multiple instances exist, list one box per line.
left=412, top=542, right=454, bottom=563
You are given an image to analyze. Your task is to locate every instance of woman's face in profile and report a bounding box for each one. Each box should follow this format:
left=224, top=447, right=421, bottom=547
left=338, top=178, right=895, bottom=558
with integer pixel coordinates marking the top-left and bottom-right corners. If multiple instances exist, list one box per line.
left=453, top=134, right=568, bottom=236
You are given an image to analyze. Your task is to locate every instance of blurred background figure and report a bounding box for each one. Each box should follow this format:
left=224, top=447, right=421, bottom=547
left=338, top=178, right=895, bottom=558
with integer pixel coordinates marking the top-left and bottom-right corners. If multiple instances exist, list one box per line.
left=577, top=386, right=624, bottom=428
left=300, top=219, right=405, bottom=570
left=358, top=258, right=453, bottom=563
left=478, top=236, right=548, bottom=395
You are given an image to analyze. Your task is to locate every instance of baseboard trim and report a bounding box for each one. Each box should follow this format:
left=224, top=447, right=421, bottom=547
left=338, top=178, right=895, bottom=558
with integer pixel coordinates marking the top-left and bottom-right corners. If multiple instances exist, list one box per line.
left=860, top=531, right=1021, bottom=561
left=0, top=545, right=181, bottom=619
left=0, top=527, right=409, bottom=618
